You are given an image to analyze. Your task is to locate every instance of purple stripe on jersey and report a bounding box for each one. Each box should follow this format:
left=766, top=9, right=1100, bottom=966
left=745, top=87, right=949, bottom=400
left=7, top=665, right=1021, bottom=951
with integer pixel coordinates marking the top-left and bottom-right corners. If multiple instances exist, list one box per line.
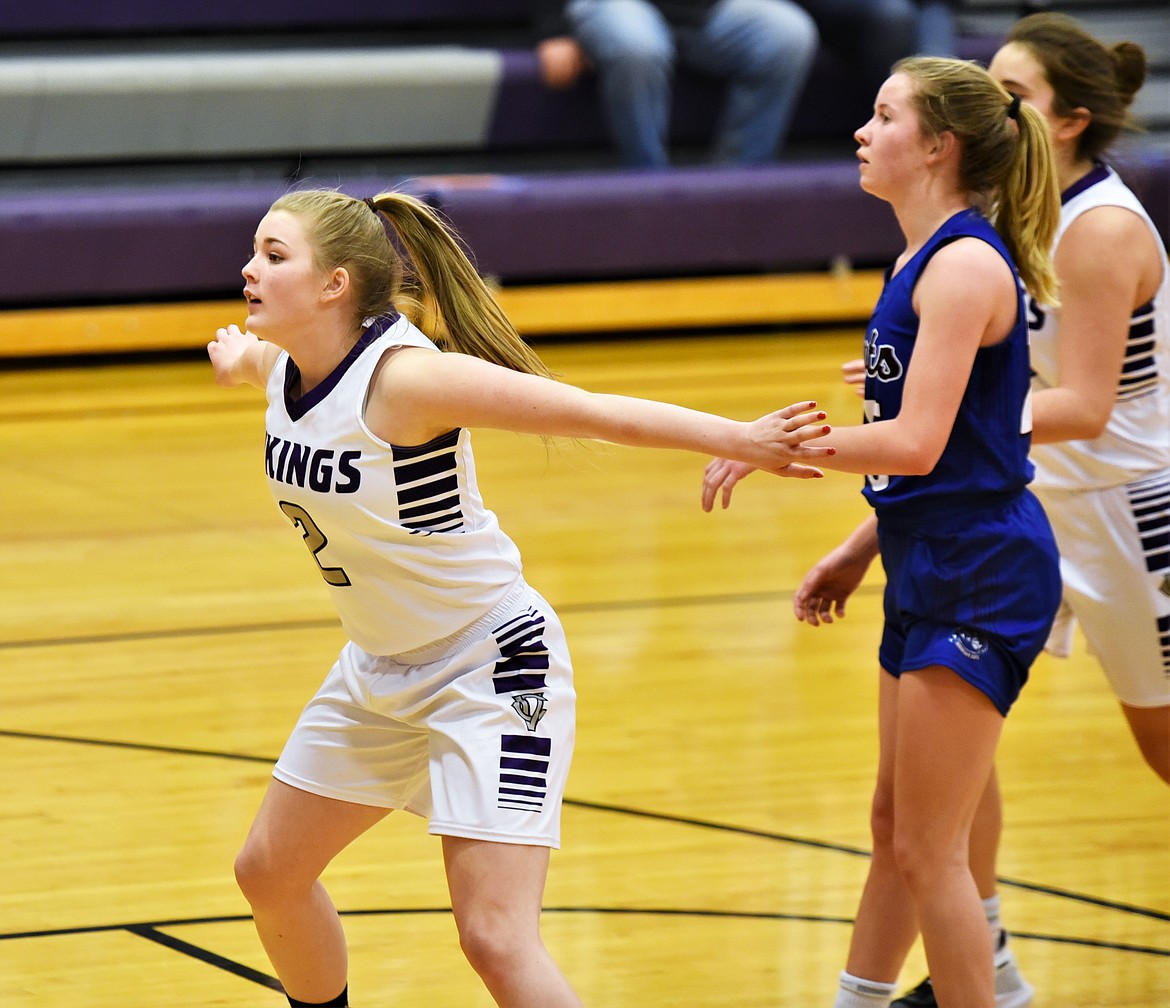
left=284, top=313, right=398, bottom=421
left=1062, top=163, right=1111, bottom=205
left=500, top=756, right=548, bottom=772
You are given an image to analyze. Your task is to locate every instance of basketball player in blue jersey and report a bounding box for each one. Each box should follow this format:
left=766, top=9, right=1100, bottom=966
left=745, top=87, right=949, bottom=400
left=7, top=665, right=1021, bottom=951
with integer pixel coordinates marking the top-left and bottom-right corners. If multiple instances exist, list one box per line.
left=702, top=56, right=1063, bottom=1007
left=207, top=187, right=835, bottom=1008
left=871, top=16, right=1170, bottom=1008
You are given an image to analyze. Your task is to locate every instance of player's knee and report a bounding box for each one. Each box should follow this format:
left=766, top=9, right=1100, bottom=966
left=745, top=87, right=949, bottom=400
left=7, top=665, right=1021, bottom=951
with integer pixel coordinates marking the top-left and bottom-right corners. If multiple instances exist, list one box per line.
left=745, top=12, right=817, bottom=77
left=456, top=910, right=535, bottom=979
left=234, top=842, right=292, bottom=907
left=890, top=827, right=966, bottom=897
left=868, top=785, right=897, bottom=853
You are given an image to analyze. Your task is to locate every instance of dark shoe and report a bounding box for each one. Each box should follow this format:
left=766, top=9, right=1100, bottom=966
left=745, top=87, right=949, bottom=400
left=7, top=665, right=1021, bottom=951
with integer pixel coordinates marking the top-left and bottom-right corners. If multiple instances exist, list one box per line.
left=890, top=976, right=937, bottom=1008
left=890, top=933, right=1033, bottom=1008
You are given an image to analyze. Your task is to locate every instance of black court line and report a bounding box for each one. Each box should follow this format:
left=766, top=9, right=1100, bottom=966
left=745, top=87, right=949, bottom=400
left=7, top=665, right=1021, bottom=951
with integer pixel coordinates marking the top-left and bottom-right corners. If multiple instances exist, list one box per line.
left=125, top=924, right=284, bottom=991
left=8, top=912, right=1170, bottom=997
left=565, top=796, right=1170, bottom=924
left=0, top=586, right=880, bottom=652
left=0, top=728, right=280, bottom=765
left=3, top=907, right=1166, bottom=996
left=0, top=617, right=343, bottom=652
left=1, top=726, right=1167, bottom=927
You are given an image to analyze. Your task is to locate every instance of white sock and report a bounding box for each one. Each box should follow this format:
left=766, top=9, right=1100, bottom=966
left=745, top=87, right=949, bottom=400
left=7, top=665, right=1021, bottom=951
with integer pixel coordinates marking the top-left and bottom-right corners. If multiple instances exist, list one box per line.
left=834, top=970, right=897, bottom=1007
left=982, top=892, right=1003, bottom=938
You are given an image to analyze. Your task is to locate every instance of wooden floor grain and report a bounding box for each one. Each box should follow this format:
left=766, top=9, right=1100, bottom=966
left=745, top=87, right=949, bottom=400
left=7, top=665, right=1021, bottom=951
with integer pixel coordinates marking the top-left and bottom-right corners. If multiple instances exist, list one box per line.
left=1, top=327, right=1166, bottom=1006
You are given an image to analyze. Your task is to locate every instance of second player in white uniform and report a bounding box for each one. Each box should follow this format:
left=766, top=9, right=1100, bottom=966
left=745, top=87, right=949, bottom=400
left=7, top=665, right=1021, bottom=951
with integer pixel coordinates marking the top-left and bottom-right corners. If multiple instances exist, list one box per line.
left=1028, top=163, right=1170, bottom=709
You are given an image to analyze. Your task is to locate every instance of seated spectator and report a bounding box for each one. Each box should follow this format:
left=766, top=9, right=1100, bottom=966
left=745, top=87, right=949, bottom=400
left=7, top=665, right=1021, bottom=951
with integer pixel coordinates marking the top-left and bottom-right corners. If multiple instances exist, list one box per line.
left=532, top=0, right=819, bottom=169
left=796, top=0, right=957, bottom=120
left=915, top=0, right=958, bottom=57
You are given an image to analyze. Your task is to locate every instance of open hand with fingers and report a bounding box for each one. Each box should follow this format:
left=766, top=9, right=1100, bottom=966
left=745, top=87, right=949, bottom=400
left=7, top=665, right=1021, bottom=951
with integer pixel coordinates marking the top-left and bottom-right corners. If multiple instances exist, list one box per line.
left=702, top=401, right=833, bottom=510
left=207, top=324, right=259, bottom=387
left=842, top=357, right=866, bottom=395
left=792, top=517, right=878, bottom=627
left=792, top=550, right=868, bottom=627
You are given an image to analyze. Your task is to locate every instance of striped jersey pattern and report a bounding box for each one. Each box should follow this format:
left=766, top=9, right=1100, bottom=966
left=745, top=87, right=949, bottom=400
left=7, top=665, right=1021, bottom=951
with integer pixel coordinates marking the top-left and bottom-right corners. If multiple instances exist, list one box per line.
left=491, top=607, right=550, bottom=695
left=391, top=429, right=464, bottom=532
left=1120, top=299, right=1160, bottom=401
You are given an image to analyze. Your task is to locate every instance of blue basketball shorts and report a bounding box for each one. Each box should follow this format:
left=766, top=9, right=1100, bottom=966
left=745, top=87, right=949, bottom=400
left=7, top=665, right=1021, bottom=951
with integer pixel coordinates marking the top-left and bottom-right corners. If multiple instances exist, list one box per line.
left=876, top=491, right=1061, bottom=715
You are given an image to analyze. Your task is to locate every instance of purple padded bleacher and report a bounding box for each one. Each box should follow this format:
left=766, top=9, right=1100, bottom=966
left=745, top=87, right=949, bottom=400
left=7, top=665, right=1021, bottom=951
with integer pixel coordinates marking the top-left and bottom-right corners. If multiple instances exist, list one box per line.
left=0, top=163, right=897, bottom=307
left=3, top=0, right=528, bottom=35
left=0, top=183, right=284, bottom=305
left=403, top=162, right=903, bottom=283
left=2, top=151, right=1165, bottom=310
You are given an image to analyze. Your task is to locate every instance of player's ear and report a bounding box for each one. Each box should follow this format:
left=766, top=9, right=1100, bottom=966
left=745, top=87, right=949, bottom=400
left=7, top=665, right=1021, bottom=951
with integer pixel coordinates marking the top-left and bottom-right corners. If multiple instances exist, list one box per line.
left=928, top=129, right=957, bottom=163
left=321, top=267, right=350, bottom=303
left=1055, top=107, right=1091, bottom=145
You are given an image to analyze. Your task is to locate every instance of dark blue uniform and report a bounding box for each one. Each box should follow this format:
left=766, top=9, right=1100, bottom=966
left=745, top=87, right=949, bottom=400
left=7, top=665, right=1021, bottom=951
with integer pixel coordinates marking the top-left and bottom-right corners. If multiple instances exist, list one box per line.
left=861, top=208, right=1061, bottom=714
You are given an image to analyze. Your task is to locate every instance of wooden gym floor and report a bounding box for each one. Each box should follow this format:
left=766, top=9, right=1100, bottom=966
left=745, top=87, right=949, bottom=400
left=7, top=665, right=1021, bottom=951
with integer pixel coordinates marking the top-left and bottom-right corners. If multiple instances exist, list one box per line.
left=1, top=325, right=1166, bottom=1006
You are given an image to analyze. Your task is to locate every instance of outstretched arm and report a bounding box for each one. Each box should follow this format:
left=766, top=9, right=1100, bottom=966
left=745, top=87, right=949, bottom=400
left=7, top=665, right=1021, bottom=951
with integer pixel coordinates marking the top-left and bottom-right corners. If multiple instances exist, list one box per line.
left=372, top=348, right=835, bottom=473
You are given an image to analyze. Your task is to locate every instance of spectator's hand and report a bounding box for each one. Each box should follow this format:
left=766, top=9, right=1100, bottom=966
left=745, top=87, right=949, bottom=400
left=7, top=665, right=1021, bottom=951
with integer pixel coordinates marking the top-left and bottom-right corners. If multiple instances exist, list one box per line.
left=537, top=36, right=590, bottom=89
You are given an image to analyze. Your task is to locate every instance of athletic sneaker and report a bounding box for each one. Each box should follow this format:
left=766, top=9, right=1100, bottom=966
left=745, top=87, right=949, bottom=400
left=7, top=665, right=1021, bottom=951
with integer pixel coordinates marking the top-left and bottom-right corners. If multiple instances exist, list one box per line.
left=890, top=932, right=1034, bottom=1008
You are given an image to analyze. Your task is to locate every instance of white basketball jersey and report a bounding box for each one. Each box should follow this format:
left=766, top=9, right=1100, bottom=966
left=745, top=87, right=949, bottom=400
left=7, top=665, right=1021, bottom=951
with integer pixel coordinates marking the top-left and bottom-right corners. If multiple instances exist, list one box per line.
left=264, top=313, right=524, bottom=656
left=1029, top=165, right=1170, bottom=491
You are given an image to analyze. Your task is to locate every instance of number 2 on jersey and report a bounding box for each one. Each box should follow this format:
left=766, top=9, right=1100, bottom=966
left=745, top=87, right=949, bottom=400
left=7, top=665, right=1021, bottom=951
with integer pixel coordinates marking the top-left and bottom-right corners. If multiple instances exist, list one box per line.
left=279, top=501, right=352, bottom=587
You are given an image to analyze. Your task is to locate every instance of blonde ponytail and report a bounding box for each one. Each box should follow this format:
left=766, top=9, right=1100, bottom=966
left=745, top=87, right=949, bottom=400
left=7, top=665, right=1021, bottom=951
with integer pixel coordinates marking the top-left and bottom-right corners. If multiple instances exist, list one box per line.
left=271, top=187, right=553, bottom=380
left=996, top=100, right=1060, bottom=306
left=895, top=56, right=1061, bottom=306
left=367, top=193, right=554, bottom=379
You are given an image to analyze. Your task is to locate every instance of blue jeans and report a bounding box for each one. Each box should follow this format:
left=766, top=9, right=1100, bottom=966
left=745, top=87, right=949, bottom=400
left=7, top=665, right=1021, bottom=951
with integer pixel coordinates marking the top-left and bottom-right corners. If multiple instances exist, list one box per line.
left=566, top=0, right=818, bottom=168
left=915, top=0, right=956, bottom=57
left=797, top=0, right=949, bottom=102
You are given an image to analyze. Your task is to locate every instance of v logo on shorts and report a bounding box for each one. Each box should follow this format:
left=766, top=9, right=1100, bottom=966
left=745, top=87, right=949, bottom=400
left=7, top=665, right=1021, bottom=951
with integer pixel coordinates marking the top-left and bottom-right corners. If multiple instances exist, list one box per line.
left=511, top=692, right=548, bottom=732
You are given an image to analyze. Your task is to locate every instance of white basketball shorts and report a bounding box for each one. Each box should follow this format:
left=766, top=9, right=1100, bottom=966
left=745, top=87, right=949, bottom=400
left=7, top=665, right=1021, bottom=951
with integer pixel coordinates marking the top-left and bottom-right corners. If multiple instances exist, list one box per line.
left=273, top=581, right=576, bottom=847
left=1036, top=470, right=1170, bottom=707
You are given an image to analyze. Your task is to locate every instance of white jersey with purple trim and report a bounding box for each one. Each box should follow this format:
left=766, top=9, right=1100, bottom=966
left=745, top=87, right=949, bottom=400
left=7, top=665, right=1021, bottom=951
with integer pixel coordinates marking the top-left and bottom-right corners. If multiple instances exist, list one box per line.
left=1028, top=164, right=1170, bottom=492
left=263, top=313, right=524, bottom=656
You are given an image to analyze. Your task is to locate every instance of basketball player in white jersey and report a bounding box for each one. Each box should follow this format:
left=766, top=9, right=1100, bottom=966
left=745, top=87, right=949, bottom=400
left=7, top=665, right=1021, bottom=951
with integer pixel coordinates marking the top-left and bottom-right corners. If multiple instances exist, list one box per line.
left=207, top=187, right=835, bottom=1007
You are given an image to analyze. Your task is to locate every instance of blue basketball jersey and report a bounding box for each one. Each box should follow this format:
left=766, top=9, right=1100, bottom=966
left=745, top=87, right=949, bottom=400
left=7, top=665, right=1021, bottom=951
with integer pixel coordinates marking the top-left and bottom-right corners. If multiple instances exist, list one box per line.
left=860, top=208, right=1035, bottom=519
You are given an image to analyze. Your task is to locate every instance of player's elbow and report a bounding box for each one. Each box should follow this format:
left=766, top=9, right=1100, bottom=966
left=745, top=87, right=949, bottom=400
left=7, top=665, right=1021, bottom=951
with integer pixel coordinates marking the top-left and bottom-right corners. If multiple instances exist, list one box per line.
left=900, top=440, right=945, bottom=476
left=1069, top=403, right=1112, bottom=441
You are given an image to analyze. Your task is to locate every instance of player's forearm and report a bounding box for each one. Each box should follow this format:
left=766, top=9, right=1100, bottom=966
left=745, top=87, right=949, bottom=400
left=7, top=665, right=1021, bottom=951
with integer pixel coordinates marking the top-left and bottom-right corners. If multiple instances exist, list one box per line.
left=807, top=421, right=941, bottom=477
left=584, top=394, right=756, bottom=460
